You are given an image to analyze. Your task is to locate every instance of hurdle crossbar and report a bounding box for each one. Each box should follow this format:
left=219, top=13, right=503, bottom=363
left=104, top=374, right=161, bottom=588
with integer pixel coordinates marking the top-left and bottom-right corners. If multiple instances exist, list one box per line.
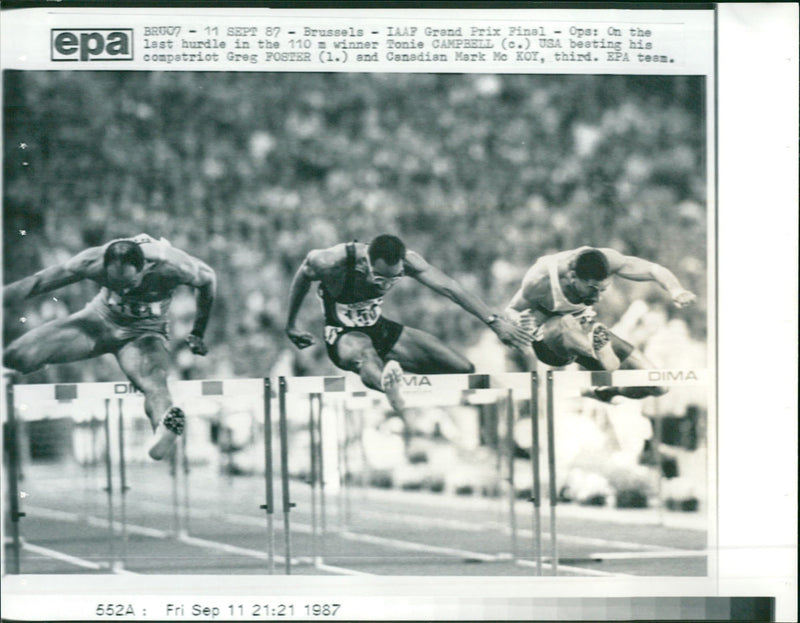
left=11, top=378, right=266, bottom=405
left=281, top=372, right=533, bottom=395
left=553, top=368, right=711, bottom=388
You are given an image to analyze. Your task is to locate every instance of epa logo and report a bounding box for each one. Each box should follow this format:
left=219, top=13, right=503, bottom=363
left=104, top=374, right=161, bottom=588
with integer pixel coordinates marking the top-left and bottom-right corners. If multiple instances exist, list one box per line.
left=51, top=29, right=133, bottom=61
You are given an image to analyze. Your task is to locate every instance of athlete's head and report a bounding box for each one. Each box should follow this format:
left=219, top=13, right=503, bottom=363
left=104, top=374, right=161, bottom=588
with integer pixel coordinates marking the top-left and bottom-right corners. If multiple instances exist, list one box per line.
left=366, top=235, right=406, bottom=291
left=103, top=240, right=145, bottom=293
left=569, top=249, right=611, bottom=305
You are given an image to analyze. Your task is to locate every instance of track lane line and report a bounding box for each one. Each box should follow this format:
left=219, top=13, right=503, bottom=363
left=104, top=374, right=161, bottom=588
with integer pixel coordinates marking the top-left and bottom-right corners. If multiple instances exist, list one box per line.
left=514, top=558, right=630, bottom=577
left=22, top=542, right=136, bottom=574
left=339, top=530, right=502, bottom=562
left=586, top=549, right=711, bottom=560
left=24, top=504, right=370, bottom=576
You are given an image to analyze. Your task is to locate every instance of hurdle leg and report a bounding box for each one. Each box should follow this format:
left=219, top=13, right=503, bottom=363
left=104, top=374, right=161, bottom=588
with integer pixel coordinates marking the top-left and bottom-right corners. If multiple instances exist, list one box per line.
left=505, top=389, right=518, bottom=561
left=4, top=383, right=24, bottom=574
left=652, top=396, right=664, bottom=526
left=261, top=379, right=275, bottom=574
left=529, top=372, right=542, bottom=575
left=102, top=399, right=117, bottom=571
left=308, top=394, right=319, bottom=566
left=316, top=394, right=327, bottom=562
left=81, top=415, right=98, bottom=521
left=278, top=378, right=293, bottom=574
left=490, top=400, right=503, bottom=522
left=181, top=426, right=191, bottom=536
left=341, top=403, right=353, bottom=529
left=335, top=400, right=348, bottom=533
left=117, top=399, right=129, bottom=571
left=546, top=370, right=558, bottom=575
left=170, top=436, right=186, bottom=539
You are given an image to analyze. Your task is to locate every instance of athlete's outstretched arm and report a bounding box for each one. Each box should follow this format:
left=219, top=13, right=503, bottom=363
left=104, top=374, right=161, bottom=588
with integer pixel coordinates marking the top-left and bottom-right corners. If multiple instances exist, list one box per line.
left=159, top=245, right=217, bottom=355
left=285, top=249, right=333, bottom=349
left=2, top=247, right=102, bottom=305
left=187, top=262, right=216, bottom=355
left=407, top=251, right=531, bottom=351
left=602, top=248, right=696, bottom=308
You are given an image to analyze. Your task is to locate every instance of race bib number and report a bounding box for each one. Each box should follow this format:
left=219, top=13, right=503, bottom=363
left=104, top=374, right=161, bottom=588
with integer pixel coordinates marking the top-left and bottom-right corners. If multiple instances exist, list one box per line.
left=334, top=298, right=383, bottom=327
left=107, top=292, right=162, bottom=319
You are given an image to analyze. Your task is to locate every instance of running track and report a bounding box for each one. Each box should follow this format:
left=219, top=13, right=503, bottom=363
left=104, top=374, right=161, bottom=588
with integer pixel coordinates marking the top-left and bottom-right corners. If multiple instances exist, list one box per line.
left=7, top=462, right=708, bottom=577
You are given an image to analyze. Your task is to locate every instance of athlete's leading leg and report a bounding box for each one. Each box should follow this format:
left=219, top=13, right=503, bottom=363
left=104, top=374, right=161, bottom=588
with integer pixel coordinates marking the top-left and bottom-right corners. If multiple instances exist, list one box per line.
left=540, top=315, right=620, bottom=371
left=385, top=326, right=474, bottom=374
left=115, top=335, right=183, bottom=460
left=333, top=331, right=406, bottom=412
left=579, top=336, right=668, bottom=402
left=615, top=349, right=668, bottom=398
left=4, top=313, right=104, bottom=374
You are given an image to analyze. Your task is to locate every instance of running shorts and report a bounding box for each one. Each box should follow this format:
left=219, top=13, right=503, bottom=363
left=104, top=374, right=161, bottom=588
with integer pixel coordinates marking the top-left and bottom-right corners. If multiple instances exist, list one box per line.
left=324, top=316, right=404, bottom=370
left=80, top=297, right=169, bottom=352
left=533, top=329, right=634, bottom=370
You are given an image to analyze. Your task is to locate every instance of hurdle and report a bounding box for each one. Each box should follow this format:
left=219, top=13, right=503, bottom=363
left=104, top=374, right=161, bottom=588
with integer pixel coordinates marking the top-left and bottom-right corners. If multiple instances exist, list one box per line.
left=5, top=378, right=270, bottom=573
left=277, top=372, right=541, bottom=573
left=4, top=382, right=25, bottom=574
left=261, top=378, right=275, bottom=574
left=544, top=367, right=711, bottom=575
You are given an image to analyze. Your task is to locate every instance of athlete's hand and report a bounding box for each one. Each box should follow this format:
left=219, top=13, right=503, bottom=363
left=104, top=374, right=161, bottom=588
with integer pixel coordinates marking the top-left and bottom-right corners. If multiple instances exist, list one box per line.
left=671, top=289, right=696, bottom=308
left=490, top=315, right=533, bottom=351
left=287, top=326, right=315, bottom=349
left=185, top=334, right=208, bottom=356
left=515, top=309, right=537, bottom=335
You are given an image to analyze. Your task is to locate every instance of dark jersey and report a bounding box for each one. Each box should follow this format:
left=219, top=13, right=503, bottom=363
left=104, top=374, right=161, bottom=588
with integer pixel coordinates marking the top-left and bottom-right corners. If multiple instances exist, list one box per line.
left=318, top=243, right=387, bottom=328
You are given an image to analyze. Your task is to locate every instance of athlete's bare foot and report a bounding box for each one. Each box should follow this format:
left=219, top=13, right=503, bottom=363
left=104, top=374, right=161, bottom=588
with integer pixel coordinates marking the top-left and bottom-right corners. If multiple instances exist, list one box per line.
left=589, top=324, right=620, bottom=370
left=380, top=360, right=406, bottom=413
left=148, top=406, right=185, bottom=460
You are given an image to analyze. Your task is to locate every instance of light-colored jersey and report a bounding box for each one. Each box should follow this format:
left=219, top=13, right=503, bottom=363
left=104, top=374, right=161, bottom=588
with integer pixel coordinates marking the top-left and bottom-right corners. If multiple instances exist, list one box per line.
left=545, top=254, right=589, bottom=316
left=510, top=250, right=596, bottom=341
left=92, top=234, right=177, bottom=328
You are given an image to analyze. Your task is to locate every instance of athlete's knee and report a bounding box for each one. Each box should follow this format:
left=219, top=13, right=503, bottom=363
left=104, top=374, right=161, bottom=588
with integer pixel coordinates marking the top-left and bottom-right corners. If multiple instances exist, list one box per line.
left=335, top=334, right=378, bottom=371
left=454, top=358, right=475, bottom=374
left=3, top=342, right=37, bottom=374
left=541, top=315, right=578, bottom=344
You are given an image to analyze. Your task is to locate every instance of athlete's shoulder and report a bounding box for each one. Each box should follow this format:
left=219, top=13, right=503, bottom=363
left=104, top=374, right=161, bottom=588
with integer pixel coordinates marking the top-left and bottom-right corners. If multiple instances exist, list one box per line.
left=305, top=244, right=348, bottom=275
left=64, top=245, right=105, bottom=278
left=593, top=247, right=627, bottom=270
left=520, top=254, right=557, bottom=306
left=402, top=248, right=428, bottom=274
left=133, top=234, right=176, bottom=262
left=161, top=247, right=213, bottom=285
left=127, top=235, right=211, bottom=284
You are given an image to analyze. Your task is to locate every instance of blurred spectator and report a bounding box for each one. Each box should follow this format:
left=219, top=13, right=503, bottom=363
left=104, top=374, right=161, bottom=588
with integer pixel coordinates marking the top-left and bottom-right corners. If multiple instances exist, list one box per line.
left=4, top=73, right=707, bottom=382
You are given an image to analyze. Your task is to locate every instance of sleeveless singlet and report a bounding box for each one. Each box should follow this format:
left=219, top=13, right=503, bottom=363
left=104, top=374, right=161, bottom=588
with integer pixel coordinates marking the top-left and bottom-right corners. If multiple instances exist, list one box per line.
left=546, top=255, right=589, bottom=315
left=92, top=234, right=174, bottom=329
left=319, top=243, right=386, bottom=328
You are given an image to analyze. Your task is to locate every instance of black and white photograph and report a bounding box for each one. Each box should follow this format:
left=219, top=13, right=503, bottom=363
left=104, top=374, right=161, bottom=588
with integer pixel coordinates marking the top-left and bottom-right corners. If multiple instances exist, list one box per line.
left=1, top=3, right=796, bottom=622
